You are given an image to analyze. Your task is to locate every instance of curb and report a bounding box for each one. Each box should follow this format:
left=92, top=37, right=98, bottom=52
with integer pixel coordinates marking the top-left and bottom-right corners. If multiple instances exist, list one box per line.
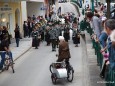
left=81, top=34, right=91, bottom=86
left=14, top=46, right=32, bottom=61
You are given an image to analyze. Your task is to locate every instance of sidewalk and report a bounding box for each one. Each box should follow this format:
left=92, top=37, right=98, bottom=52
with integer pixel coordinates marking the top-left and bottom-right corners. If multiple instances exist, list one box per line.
left=85, top=32, right=105, bottom=86
left=10, top=38, right=32, bottom=61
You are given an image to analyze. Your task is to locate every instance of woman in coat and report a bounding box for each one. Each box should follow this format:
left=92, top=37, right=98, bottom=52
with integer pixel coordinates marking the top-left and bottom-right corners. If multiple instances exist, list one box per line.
left=23, top=21, right=28, bottom=37
left=31, top=27, right=39, bottom=49
left=45, top=26, right=50, bottom=46
left=63, top=24, right=70, bottom=42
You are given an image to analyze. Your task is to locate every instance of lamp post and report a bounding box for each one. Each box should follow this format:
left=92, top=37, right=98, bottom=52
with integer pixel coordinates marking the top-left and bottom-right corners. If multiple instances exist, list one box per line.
left=106, top=0, right=111, bottom=18
left=91, top=0, right=94, bottom=13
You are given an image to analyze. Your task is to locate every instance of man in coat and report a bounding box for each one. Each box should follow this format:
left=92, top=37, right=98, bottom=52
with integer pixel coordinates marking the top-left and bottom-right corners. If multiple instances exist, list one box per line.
left=49, top=23, right=58, bottom=51
left=57, top=36, right=71, bottom=62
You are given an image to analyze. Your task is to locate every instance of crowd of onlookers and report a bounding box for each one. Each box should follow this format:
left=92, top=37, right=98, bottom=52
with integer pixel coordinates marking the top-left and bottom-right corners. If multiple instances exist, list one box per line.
left=82, top=3, right=115, bottom=85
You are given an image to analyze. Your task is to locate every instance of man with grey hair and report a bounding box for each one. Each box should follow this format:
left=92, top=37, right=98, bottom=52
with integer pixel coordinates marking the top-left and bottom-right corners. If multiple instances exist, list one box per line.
left=57, top=36, right=71, bottom=62
left=102, top=19, right=115, bottom=85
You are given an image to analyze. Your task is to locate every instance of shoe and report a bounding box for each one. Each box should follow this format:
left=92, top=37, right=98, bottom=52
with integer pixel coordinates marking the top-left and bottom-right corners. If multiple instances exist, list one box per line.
left=35, top=47, right=38, bottom=49
left=0, top=70, right=2, bottom=73
left=0, top=68, right=3, bottom=73
left=52, top=49, right=56, bottom=52
left=100, top=74, right=104, bottom=79
left=75, top=45, right=78, bottom=47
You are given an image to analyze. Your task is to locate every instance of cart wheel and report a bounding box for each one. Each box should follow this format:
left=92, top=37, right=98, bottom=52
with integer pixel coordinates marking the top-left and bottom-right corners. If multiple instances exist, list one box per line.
left=49, top=64, right=53, bottom=73
left=67, top=66, right=74, bottom=82
left=51, top=73, right=57, bottom=84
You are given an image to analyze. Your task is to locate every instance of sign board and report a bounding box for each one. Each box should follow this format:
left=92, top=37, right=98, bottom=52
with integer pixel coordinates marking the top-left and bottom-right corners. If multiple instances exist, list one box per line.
left=0, top=3, right=12, bottom=13
left=40, top=6, right=47, bottom=10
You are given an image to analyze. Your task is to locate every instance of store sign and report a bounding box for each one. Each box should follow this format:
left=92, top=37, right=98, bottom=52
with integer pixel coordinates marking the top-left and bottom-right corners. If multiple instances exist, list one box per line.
left=0, top=7, right=12, bottom=11
left=0, top=3, right=12, bottom=12
left=40, top=6, right=47, bottom=10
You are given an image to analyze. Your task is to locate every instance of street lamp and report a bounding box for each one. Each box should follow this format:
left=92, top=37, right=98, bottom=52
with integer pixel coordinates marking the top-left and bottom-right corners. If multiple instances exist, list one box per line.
left=2, top=18, right=6, bottom=22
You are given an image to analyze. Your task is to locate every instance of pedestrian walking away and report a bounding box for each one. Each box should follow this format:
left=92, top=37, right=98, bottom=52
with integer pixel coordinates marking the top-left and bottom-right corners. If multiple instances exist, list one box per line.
left=14, top=25, right=20, bottom=47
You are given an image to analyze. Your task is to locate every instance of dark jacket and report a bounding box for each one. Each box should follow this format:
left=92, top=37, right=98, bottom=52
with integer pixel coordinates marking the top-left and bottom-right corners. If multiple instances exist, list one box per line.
left=0, top=39, right=9, bottom=51
left=14, top=29, right=20, bottom=38
left=57, top=41, right=71, bottom=62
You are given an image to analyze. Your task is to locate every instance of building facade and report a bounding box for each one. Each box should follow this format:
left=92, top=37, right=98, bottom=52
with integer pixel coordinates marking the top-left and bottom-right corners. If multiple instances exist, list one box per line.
left=27, top=0, right=45, bottom=18
left=0, top=0, right=45, bottom=38
left=0, top=1, right=27, bottom=38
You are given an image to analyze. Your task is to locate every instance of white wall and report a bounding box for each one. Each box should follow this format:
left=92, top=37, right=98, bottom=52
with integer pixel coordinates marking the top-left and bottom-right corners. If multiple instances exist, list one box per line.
left=21, top=1, right=27, bottom=36
left=21, top=1, right=27, bottom=22
left=27, top=2, right=45, bottom=17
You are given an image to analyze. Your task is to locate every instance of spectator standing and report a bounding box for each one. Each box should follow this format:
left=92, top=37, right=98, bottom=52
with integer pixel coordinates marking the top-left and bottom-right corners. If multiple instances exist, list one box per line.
left=104, top=19, right=115, bottom=70
left=99, top=17, right=108, bottom=48
left=23, top=21, right=28, bottom=37
left=86, top=12, right=102, bottom=38
left=100, top=19, right=115, bottom=86
left=28, top=20, right=33, bottom=38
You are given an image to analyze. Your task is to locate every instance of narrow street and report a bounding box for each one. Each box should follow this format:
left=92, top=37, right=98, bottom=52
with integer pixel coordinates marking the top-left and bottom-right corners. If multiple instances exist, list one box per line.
left=0, top=31, right=85, bottom=86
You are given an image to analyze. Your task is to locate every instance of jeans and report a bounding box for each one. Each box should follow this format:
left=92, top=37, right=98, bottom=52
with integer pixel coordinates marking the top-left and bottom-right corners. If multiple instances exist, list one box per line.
left=0, top=51, right=13, bottom=69
left=16, top=38, right=20, bottom=47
